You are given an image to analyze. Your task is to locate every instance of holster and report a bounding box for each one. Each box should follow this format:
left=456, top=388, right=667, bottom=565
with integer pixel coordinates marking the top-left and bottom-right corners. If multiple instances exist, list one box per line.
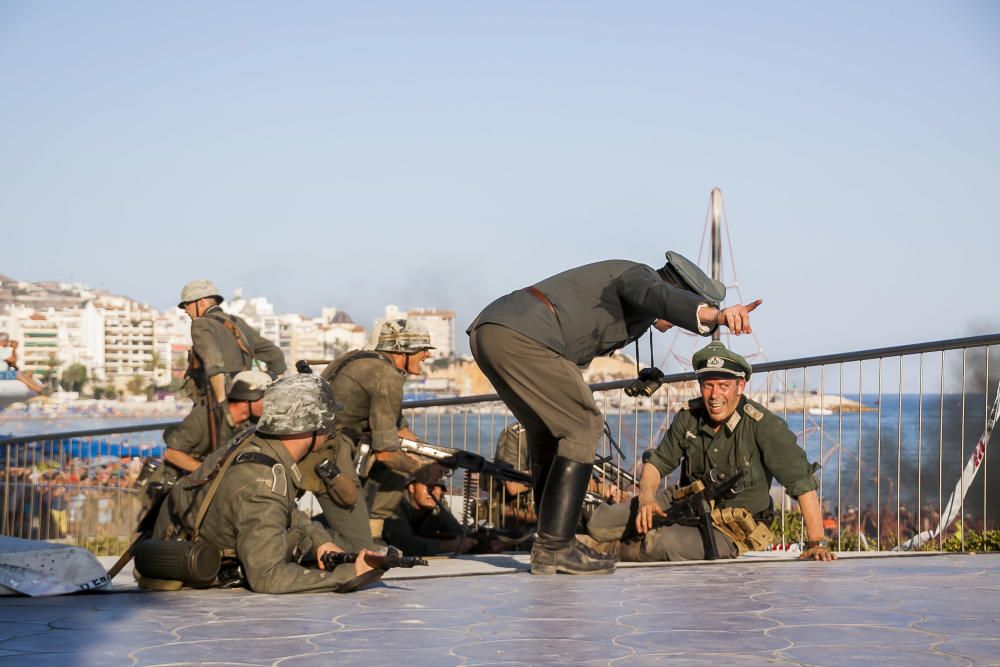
left=710, top=507, right=774, bottom=555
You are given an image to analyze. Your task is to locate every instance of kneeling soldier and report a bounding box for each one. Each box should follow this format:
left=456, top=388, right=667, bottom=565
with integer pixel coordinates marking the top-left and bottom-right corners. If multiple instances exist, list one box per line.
left=140, top=370, right=271, bottom=511
left=147, top=375, right=381, bottom=593
left=587, top=342, right=836, bottom=562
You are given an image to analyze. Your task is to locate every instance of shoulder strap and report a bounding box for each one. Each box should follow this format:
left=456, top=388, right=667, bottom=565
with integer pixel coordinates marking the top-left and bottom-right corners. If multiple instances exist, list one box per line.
left=206, top=310, right=253, bottom=359
left=190, top=429, right=255, bottom=541
left=323, top=351, right=389, bottom=381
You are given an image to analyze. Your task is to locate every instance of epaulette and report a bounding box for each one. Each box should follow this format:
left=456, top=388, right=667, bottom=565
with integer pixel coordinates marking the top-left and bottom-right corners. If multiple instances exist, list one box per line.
left=744, top=403, right=764, bottom=422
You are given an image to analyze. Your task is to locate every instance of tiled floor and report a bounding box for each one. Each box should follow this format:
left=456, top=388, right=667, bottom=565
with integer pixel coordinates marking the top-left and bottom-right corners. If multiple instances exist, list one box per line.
left=0, top=552, right=997, bottom=666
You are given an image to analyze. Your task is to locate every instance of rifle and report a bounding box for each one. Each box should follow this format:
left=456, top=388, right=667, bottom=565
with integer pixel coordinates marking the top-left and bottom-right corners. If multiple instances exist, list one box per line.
left=320, top=545, right=429, bottom=570
left=622, top=469, right=746, bottom=560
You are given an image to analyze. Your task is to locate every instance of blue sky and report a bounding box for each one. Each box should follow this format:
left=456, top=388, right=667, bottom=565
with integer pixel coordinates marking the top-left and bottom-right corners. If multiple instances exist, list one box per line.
left=2, top=1, right=998, bottom=361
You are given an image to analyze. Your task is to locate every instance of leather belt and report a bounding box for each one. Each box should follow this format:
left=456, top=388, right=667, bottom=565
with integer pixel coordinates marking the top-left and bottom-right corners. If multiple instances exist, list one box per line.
left=525, top=286, right=557, bottom=317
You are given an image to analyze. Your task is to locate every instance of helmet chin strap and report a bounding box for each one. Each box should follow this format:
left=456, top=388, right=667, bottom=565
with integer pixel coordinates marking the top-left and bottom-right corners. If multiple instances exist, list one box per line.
left=296, top=431, right=318, bottom=463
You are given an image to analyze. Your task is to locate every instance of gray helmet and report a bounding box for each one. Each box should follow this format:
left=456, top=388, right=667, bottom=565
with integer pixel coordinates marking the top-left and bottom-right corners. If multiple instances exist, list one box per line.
left=178, top=280, right=223, bottom=308
left=659, top=251, right=726, bottom=307
left=256, top=375, right=336, bottom=436
left=227, top=369, right=273, bottom=402
left=374, top=319, right=435, bottom=354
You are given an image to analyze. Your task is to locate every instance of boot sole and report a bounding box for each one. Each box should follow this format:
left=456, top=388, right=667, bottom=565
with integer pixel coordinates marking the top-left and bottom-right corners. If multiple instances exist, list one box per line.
left=530, top=564, right=616, bottom=575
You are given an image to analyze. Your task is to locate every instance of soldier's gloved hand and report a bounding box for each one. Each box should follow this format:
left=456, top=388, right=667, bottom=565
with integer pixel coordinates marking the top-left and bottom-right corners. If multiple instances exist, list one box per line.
left=799, top=540, right=837, bottom=562
left=316, top=542, right=343, bottom=570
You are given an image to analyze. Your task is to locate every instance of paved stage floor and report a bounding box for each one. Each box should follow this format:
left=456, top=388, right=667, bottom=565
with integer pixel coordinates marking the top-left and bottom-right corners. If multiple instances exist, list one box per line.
left=0, top=552, right=996, bottom=666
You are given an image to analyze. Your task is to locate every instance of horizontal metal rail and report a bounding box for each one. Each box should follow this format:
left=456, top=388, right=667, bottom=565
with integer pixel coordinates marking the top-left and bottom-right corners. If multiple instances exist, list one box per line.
left=0, top=421, right=182, bottom=446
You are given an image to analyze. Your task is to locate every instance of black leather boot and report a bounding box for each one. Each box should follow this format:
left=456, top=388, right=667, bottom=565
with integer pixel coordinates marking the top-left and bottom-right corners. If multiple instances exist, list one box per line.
left=530, top=457, right=616, bottom=575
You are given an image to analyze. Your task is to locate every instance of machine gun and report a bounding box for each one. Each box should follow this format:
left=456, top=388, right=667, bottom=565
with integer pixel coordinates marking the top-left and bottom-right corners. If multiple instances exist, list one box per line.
left=622, top=469, right=746, bottom=560
left=400, top=438, right=532, bottom=486
left=320, top=545, right=429, bottom=570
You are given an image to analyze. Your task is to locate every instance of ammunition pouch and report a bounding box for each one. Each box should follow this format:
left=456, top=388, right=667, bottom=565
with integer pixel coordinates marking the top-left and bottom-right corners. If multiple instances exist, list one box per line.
left=134, top=539, right=222, bottom=588
left=316, top=457, right=359, bottom=508
left=710, top=507, right=774, bottom=555
left=300, top=433, right=362, bottom=502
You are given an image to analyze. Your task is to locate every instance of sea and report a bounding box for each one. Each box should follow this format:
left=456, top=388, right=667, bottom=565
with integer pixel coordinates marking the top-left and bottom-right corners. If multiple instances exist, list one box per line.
left=2, top=393, right=996, bottom=523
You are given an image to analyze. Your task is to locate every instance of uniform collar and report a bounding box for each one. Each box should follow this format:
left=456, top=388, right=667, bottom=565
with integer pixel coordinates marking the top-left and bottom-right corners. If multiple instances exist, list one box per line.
left=698, top=396, right=746, bottom=435
left=253, top=434, right=303, bottom=484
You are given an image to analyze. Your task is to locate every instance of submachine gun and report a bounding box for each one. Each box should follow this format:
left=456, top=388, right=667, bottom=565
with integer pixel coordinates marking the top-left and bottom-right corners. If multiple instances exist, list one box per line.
left=321, top=545, right=429, bottom=570
left=623, top=469, right=746, bottom=560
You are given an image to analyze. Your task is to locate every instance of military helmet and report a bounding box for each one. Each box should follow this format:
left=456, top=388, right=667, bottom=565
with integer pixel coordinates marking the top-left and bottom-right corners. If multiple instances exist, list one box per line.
left=374, top=319, right=435, bottom=354
left=256, top=375, right=336, bottom=436
left=227, top=369, right=273, bottom=402
left=178, top=280, right=223, bottom=308
left=692, top=341, right=752, bottom=382
left=659, top=251, right=726, bottom=307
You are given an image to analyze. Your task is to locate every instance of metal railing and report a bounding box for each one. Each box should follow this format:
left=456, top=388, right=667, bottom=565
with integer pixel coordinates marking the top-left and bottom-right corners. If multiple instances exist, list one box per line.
left=0, top=422, right=176, bottom=556
left=1, top=334, right=997, bottom=556
left=403, top=334, right=1000, bottom=552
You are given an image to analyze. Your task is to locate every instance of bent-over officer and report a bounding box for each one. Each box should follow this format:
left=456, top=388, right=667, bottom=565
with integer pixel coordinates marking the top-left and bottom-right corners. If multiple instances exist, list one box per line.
left=587, top=342, right=836, bottom=562
left=468, top=252, right=761, bottom=575
left=300, top=320, right=436, bottom=551
left=150, top=375, right=380, bottom=593
left=178, top=279, right=286, bottom=406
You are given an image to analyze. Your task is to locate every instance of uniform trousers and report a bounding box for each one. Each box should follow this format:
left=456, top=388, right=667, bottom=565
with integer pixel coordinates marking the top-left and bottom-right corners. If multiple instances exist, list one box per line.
left=469, top=324, right=603, bottom=466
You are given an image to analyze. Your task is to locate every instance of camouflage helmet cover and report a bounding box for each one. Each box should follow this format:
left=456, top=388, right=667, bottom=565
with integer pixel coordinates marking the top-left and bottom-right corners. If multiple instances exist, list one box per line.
left=374, top=319, right=435, bottom=354
left=256, top=375, right=336, bottom=436
left=227, top=369, right=273, bottom=401
left=178, top=279, right=223, bottom=308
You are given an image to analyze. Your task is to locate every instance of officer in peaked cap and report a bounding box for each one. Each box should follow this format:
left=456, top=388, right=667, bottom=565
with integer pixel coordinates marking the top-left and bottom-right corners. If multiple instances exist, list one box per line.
left=178, top=279, right=286, bottom=406
left=467, top=251, right=763, bottom=576
left=587, top=341, right=836, bottom=563
left=692, top=340, right=752, bottom=382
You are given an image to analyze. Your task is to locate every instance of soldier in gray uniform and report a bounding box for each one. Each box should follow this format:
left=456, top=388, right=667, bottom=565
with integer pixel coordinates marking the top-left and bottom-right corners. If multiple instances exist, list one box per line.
left=468, top=252, right=761, bottom=575
left=299, top=320, right=436, bottom=551
left=163, top=369, right=271, bottom=475
left=381, top=477, right=475, bottom=557
left=587, top=342, right=836, bottom=562
left=151, top=375, right=381, bottom=593
left=177, top=279, right=286, bottom=405
left=489, top=423, right=537, bottom=531
left=141, top=370, right=272, bottom=510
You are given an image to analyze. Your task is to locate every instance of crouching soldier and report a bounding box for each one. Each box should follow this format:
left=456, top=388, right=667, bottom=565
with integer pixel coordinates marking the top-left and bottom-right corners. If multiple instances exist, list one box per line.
left=302, top=320, right=438, bottom=551
left=587, top=342, right=836, bottom=562
left=143, top=375, right=384, bottom=593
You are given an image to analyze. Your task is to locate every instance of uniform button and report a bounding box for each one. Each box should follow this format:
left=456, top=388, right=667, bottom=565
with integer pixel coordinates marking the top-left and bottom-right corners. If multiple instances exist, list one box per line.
left=719, top=473, right=726, bottom=479
left=712, top=448, right=718, bottom=453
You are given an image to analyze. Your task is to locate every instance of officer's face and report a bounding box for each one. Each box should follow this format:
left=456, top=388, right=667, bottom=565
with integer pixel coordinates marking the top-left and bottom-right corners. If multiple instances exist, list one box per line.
left=699, top=378, right=746, bottom=424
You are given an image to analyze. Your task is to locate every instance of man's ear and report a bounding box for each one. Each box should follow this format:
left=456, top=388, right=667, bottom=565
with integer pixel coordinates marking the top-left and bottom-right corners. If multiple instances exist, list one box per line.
left=737, top=379, right=747, bottom=394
